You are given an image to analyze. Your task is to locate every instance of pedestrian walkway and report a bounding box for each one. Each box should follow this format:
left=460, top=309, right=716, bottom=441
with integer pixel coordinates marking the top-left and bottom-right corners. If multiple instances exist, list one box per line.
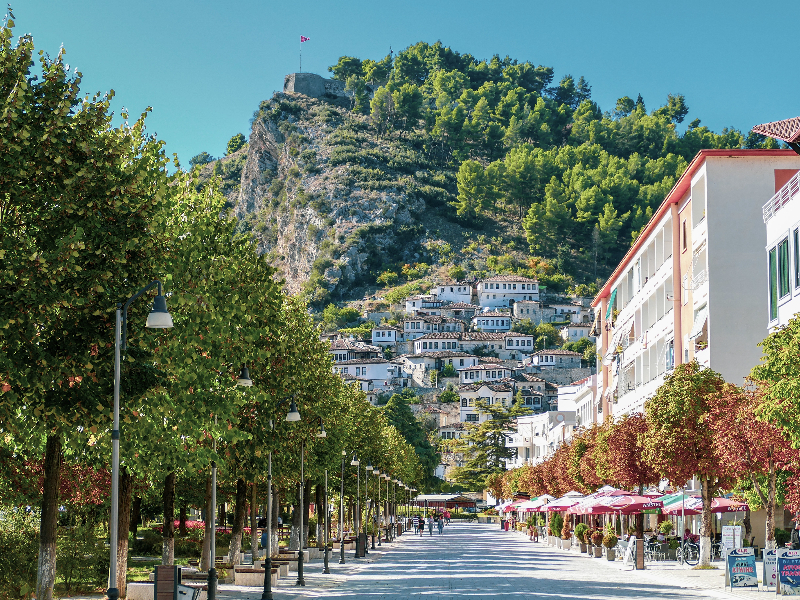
left=215, top=522, right=754, bottom=599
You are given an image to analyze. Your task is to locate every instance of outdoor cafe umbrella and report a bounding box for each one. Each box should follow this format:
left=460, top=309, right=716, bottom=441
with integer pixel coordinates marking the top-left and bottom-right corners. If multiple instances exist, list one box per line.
left=604, top=494, right=663, bottom=515
left=566, top=489, right=619, bottom=515
left=545, top=491, right=584, bottom=512
left=502, top=499, right=527, bottom=513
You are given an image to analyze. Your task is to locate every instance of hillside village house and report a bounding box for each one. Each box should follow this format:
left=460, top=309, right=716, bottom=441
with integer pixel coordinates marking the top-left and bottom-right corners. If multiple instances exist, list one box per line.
left=478, top=275, right=540, bottom=309
left=340, top=373, right=378, bottom=405
left=560, top=323, right=594, bottom=342
left=404, top=295, right=442, bottom=315
left=329, top=339, right=382, bottom=363
left=414, top=332, right=463, bottom=352
left=593, top=149, right=800, bottom=418
left=471, top=310, right=513, bottom=333
left=396, top=351, right=479, bottom=386
left=457, top=364, right=513, bottom=383
left=751, top=118, right=800, bottom=331
left=332, top=358, right=401, bottom=391
left=402, top=315, right=465, bottom=341
left=433, top=282, right=473, bottom=304
left=459, top=382, right=514, bottom=423
left=439, top=302, right=480, bottom=323
left=371, top=324, right=399, bottom=347
left=529, top=349, right=583, bottom=368
left=513, top=300, right=558, bottom=323
left=513, top=373, right=559, bottom=407
left=463, top=332, right=535, bottom=360
left=548, top=301, right=588, bottom=322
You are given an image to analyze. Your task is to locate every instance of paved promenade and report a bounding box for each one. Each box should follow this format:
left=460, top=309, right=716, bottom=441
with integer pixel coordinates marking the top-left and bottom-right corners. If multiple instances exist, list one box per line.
left=218, top=522, right=758, bottom=600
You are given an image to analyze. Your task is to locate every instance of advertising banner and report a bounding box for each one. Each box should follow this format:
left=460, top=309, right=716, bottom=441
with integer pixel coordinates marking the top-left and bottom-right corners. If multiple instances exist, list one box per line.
left=725, top=547, right=757, bottom=589
left=777, top=549, right=800, bottom=595
left=764, top=549, right=778, bottom=589
left=722, top=525, right=741, bottom=552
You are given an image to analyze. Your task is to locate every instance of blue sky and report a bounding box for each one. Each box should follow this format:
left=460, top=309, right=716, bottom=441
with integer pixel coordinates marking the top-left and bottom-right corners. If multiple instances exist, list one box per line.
left=17, top=0, right=800, bottom=166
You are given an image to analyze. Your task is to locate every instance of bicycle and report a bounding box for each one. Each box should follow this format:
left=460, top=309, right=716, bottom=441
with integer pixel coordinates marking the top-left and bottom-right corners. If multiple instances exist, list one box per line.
left=676, top=540, right=699, bottom=566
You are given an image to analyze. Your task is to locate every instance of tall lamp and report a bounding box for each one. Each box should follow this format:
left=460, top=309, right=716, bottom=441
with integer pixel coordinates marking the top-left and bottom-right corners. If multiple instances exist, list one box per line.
left=107, top=281, right=173, bottom=600
left=350, top=455, right=360, bottom=557
left=339, top=450, right=347, bottom=565
left=365, top=462, right=372, bottom=552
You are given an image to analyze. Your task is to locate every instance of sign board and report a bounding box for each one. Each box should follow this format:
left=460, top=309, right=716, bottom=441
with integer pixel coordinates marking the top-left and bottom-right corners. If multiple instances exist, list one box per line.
left=724, top=547, right=757, bottom=589
left=622, top=536, right=636, bottom=568
left=722, top=525, right=741, bottom=552
left=777, top=549, right=800, bottom=595
left=764, top=549, right=778, bottom=589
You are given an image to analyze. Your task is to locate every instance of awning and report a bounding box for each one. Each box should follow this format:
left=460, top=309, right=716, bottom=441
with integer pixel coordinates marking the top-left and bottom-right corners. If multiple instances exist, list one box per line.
left=606, top=289, right=617, bottom=320
left=689, top=306, right=708, bottom=339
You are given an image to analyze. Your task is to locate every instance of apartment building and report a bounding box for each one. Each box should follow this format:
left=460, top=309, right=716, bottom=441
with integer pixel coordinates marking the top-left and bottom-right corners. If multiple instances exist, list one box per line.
left=477, top=275, right=540, bottom=309
left=593, top=149, right=800, bottom=418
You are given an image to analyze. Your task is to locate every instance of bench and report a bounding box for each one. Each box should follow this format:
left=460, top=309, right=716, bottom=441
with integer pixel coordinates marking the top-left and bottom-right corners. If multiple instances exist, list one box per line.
left=234, top=566, right=278, bottom=587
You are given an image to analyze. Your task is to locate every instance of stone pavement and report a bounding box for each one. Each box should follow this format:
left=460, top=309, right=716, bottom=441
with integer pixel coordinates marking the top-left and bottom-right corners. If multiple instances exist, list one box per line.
left=212, top=522, right=761, bottom=599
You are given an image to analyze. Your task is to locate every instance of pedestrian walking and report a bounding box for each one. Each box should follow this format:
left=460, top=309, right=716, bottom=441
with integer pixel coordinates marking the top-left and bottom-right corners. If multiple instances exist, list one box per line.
left=427, top=516, right=434, bottom=536
left=437, top=517, right=444, bottom=535
left=444, top=510, right=451, bottom=525
left=413, top=514, right=420, bottom=535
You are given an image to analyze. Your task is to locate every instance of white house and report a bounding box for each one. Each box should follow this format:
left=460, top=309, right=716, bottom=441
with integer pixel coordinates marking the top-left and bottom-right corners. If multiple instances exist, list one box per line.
left=340, top=374, right=378, bottom=405
left=333, top=358, right=400, bottom=391
left=512, top=301, right=558, bottom=324
left=457, top=363, right=513, bottom=384
left=372, top=324, right=400, bottom=347
left=560, top=323, right=594, bottom=343
left=529, top=349, right=582, bottom=368
left=514, top=373, right=559, bottom=407
left=396, top=351, right=479, bottom=385
left=471, top=310, right=513, bottom=333
left=402, top=315, right=464, bottom=341
left=404, top=295, right=442, bottom=315
left=439, top=302, right=480, bottom=323
left=502, top=332, right=536, bottom=356
left=593, top=148, right=800, bottom=419
left=547, top=301, right=587, bottom=322
left=459, top=383, right=514, bottom=424
left=413, top=332, right=463, bottom=353
left=569, top=375, right=599, bottom=428
left=434, top=282, right=473, bottom=304
left=477, top=275, right=540, bottom=309
left=329, top=339, right=382, bottom=363
left=505, top=410, right=577, bottom=468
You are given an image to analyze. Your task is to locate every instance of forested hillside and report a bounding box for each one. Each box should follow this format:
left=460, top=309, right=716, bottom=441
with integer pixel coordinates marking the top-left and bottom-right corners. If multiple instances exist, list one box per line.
left=204, top=41, right=776, bottom=306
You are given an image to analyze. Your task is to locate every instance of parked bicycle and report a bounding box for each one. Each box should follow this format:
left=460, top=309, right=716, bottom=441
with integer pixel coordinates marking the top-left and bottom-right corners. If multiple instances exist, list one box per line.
left=676, top=539, right=699, bottom=566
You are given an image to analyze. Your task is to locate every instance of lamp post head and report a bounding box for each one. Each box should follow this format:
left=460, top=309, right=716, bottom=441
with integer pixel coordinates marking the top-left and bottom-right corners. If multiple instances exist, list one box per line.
left=350, top=455, right=359, bottom=467
left=373, top=468, right=379, bottom=476
left=316, top=423, right=327, bottom=438
left=145, top=293, right=173, bottom=328
left=342, top=450, right=347, bottom=456
left=236, top=366, right=253, bottom=387
left=285, top=398, right=301, bottom=422
left=366, top=463, right=373, bottom=471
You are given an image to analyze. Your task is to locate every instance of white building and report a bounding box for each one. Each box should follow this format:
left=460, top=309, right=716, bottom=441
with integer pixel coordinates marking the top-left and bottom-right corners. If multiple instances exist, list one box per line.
left=396, top=351, right=479, bottom=386
left=413, top=332, right=463, bottom=353
left=570, top=375, right=599, bottom=428
left=548, top=301, right=587, bottom=322
left=477, top=275, right=540, bottom=309
left=332, top=358, right=400, bottom=391
left=457, top=363, right=513, bottom=384
left=529, top=349, right=582, bottom=368
left=402, top=315, right=465, bottom=341
left=458, top=383, right=514, bottom=424
left=404, top=295, right=442, bottom=315
left=593, top=148, right=800, bottom=419
left=371, top=324, right=399, bottom=347
left=471, top=310, right=512, bottom=333
left=560, top=323, right=594, bottom=343
left=329, top=339, right=382, bottom=363
left=434, top=282, right=473, bottom=304
left=506, top=410, right=577, bottom=468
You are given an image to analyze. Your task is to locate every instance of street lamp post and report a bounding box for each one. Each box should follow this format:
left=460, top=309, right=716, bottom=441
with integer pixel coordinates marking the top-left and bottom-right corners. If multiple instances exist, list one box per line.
left=384, top=475, right=391, bottom=542
left=297, top=418, right=323, bottom=588
left=107, top=281, right=173, bottom=600
left=365, top=463, right=373, bottom=552
left=323, top=468, right=330, bottom=574
left=262, top=398, right=301, bottom=600
left=339, top=451, right=346, bottom=565
left=375, top=470, right=381, bottom=547
left=350, top=455, right=360, bottom=558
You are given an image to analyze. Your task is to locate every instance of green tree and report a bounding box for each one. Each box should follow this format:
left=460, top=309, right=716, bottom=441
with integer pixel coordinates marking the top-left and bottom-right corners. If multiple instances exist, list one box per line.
left=189, top=151, right=215, bottom=168
left=328, top=56, right=363, bottom=81
left=392, top=83, right=423, bottom=131
left=344, top=75, right=369, bottom=113
left=226, top=133, right=246, bottom=155
left=451, top=393, right=531, bottom=488
left=370, top=86, right=395, bottom=136
left=382, top=392, right=439, bottom=486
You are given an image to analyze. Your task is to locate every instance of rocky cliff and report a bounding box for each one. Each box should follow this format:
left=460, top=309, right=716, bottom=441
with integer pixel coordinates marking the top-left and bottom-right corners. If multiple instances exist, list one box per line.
left=204, top=87, right=469, bottom=304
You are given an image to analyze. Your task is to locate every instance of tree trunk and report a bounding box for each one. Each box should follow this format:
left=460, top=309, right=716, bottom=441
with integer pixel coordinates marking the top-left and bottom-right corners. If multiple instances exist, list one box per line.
left=303, top=480, right=312, bottom=549
left=767, top=459, right=777, bottom=550
left=271, top=487, right=280, bottom=557
left=131, top=495, right=142, bottom=537
left=36, top=434, right=62, bottom=600
left=179, top=504, right=188, bottom=536
left=635, top=484, right=644, bottom=540
left=289, top=483, right=302, bottom=551
left=200, top=475, right=212, bottom=571
left=250, top=482, right=259, bottom=558
left=315, top=484, right=324, bottom=549
left=116, top=468, right=134, bottom=596
left=161, top=472, right=176, bottom=565
left=227, top=478, right=247, bottom=563
left=699, top=476, right=713, bottom=567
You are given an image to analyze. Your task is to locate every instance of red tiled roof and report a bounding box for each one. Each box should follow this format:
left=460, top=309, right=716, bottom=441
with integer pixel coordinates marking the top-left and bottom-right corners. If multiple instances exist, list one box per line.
left=533, top=349, right=582, bottom=356
left=481, top=274, right=539, bottom=283
left=752, top=117, right=800, bottom=143
left=443, top=302, right=479, bottom=309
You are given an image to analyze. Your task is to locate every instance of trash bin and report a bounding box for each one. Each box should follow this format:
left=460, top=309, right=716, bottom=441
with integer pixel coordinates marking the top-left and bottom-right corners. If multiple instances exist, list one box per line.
left=500, top=519, right=506, bottom=530
left=177, top=584, right=200, bottom=600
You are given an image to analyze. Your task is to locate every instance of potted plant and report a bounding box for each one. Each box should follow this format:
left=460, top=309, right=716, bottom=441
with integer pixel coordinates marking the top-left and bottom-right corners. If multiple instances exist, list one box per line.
left=525, top=516, right=536, bottom=541
left=561, top=519, right=572, bottom=551
left=549, top=513, right=563, bottom=547
left=575, top=523, right=589, bottom=553
left=603, top=525, right=618, bottom=561
left=590, top=530, right=604, bottom=557
left=659, top=521, right=674, bottom=536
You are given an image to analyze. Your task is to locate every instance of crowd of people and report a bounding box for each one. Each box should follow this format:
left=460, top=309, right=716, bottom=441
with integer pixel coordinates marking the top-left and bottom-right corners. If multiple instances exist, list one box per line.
left=410, top=510, right=451, bottom=536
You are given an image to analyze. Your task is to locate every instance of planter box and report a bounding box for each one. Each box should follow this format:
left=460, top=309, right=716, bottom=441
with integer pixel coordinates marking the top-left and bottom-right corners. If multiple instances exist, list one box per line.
left=561, top=539, right=571, bottom=551
left=593, top=546, right=602, bottom=558
left=580, top=543, right=588, bottom=553
left=606, top=548, right=616, bottom=561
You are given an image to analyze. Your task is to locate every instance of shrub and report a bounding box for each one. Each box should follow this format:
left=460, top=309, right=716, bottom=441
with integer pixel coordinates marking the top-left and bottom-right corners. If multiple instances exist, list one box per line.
left=0, top=509, right=38, bottom=598
left=659, top=521, right=674, bottom=535
left=776, top=528, right=792, bottom=546
left=561, top=519, right=572, bottom=540
left=574, top=523, right=589, bottom=544
left=57, top=524, right=109, bottom=594
left=441, top=364, right=457, bottom=377
left=548, top=512, right=563, bottom=537
left=590, top=530, right=604, bottom=546
left=130, top=529, right=162, bottom=555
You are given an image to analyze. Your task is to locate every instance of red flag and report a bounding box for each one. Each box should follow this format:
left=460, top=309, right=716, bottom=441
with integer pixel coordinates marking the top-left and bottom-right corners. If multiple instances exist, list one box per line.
left=300, top=35, right=310, bottom=42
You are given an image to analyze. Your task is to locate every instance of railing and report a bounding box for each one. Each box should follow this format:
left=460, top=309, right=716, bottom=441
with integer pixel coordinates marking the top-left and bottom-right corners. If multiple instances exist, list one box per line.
left=764, top=170, right=800, bottom=222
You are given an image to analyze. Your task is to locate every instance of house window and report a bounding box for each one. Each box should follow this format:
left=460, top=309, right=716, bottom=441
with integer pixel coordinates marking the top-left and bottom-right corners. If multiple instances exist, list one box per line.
left=513, top=284, right=517, bottom=290
left=779, top=237, right=790, bottom=298
left=666, top=339, right=674, bottom=370
left=795, top=228, right=800, bottom=289
left=342, top=367, right=348, bottom=374
left=466, top=414, right=479, bottom=422
left=459, top=359, right=464, bottom=366
left=682, top=219, right=687, bottom=252
left=461, top=399, right=467, bottom=407
left=769, top=246, right=778, bottom=321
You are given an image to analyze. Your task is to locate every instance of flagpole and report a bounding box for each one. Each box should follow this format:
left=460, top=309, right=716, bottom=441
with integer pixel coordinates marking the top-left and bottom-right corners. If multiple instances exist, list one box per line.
left=300, top=37, right=302, bottom=73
